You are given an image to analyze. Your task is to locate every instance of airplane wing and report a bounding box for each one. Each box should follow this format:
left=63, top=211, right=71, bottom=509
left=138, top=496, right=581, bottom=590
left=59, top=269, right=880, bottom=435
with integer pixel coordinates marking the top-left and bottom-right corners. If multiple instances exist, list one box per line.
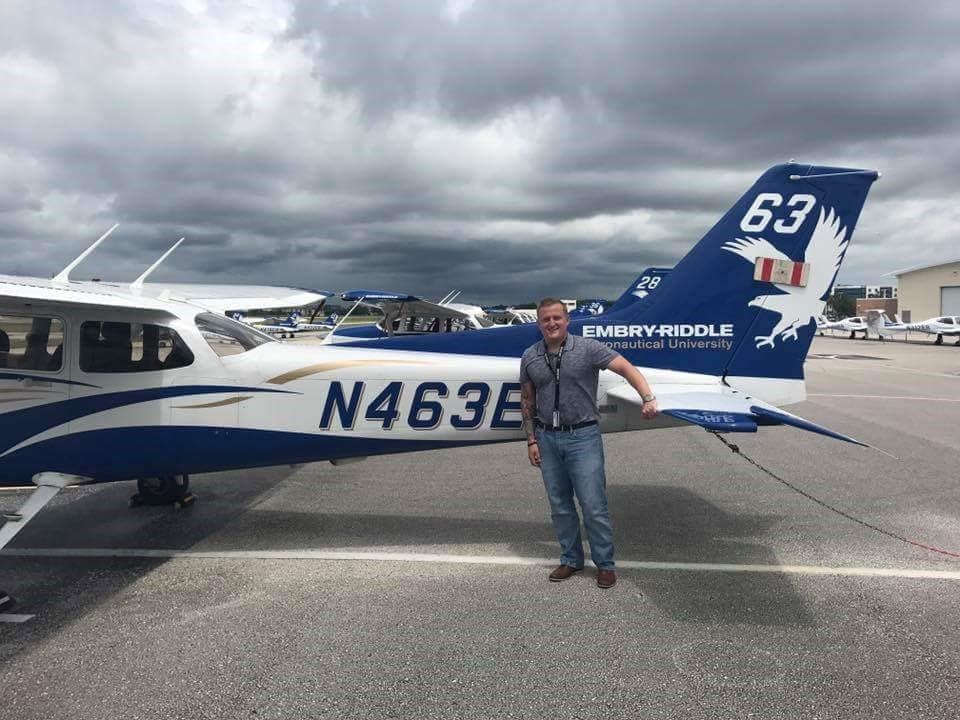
left=606, top=383, right=870, bottom=446
left=0, top=276, right=179, bottom=315
left=134, top=283, right=333, bottom=313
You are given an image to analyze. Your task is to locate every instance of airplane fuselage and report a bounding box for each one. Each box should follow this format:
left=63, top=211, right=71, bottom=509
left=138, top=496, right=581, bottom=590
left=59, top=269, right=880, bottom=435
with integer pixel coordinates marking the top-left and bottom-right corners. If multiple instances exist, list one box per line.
left=0, top=300, right=728, bottom=487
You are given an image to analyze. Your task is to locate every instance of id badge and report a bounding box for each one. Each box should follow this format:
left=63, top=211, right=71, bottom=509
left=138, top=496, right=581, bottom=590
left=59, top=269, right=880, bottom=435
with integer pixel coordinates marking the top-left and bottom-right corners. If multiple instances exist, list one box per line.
left=552, top=409, right=560, bottom=427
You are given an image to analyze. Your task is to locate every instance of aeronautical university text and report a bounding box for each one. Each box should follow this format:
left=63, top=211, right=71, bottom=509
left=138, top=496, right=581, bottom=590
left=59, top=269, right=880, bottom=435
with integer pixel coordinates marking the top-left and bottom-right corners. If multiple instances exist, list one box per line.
left=582, top=323, right=735, bottom=351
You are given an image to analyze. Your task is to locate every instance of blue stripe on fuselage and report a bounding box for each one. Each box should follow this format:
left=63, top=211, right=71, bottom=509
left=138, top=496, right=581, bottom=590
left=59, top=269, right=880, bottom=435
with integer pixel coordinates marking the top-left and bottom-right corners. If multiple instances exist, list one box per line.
left=0, top=385, right=296, bottom=456
left=0, top=426, right=506, bottom=485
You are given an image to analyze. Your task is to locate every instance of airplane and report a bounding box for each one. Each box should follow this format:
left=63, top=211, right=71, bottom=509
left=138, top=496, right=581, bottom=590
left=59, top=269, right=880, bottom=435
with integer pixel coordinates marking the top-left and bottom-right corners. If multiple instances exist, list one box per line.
left=816, top=315, right=871, bottom=338
left=253, top=309, right=339, bottom=339
left=0, top=162, right=880, bottom=610
left=569, top=299, right=610, bottom=318
left=484, top=307, right=538, bottom=326
left=868, top=313, right=960, bottom=345
left=323, top=290, right=496, bottom=343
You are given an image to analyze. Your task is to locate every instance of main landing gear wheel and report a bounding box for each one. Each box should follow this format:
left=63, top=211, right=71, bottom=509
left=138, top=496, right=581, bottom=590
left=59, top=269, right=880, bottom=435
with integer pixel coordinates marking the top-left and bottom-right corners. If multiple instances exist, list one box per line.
left=129, top=474, right=195, bottom=508
left=935, top=334, right=944, bottom=345
left=0, top=590, right=13, bottom=612
left=849, top=331, right=856, bottom=339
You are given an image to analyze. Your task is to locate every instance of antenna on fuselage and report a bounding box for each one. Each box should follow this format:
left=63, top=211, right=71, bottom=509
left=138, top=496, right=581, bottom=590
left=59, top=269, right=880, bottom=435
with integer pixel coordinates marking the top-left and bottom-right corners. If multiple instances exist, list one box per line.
left=130, top=237, right=184, bottom=291
left=52, top=223, right=119, bottom=283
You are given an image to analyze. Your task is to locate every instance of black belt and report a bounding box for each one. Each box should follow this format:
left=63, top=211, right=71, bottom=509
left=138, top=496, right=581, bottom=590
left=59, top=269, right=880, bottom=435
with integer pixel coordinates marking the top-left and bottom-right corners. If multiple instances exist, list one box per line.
left=536, top=419, right=597, bottom=432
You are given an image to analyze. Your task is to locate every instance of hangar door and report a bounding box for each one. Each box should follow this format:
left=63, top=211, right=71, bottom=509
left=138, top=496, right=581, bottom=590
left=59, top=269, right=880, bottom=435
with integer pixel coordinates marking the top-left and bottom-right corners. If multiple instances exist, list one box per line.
left=942, top=286, right=960, bottom=315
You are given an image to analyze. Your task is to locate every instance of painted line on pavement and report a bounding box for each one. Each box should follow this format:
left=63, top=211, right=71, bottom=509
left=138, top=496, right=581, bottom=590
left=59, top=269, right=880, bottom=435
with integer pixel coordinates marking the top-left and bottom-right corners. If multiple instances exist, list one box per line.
left=2, top=547, right=960, bottom=581
left=810, top=394, right=960, bottom=402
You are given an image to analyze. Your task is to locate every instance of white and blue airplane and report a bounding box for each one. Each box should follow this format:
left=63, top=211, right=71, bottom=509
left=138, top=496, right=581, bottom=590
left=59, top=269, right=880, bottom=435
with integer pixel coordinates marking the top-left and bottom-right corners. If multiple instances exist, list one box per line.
left=323, top=290, right=495, bottom=343
left=253, top=309, right=339, bottom=338
left=868, top=313, right=960, bottom=345
left=0, top=163, right=879, bottom=610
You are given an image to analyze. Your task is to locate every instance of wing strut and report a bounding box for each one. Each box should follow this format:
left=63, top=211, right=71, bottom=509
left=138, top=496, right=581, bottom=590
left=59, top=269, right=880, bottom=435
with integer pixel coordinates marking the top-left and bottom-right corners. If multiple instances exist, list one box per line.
left=0, top=473, right=87, bottom=550
left=52, top=224, right=120, bottom=283
left=328, top=295, right=366, bottom=335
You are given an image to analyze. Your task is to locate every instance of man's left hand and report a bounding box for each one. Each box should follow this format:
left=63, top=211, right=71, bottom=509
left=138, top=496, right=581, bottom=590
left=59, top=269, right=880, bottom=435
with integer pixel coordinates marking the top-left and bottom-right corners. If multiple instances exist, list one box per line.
left=641, top=399, right=659, bottom=419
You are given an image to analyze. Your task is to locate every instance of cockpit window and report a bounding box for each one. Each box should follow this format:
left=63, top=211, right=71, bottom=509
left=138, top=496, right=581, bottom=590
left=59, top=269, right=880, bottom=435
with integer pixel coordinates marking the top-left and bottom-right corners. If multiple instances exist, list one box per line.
left=80, top=321, right=193, bottom=373
left=940, top=317, right=954, bottom=325
left=195, top=312, right=274, bottom=357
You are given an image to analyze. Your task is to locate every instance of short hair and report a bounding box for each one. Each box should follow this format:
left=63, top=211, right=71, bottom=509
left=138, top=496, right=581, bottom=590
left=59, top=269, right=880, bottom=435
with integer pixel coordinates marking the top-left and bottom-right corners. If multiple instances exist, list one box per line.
left=537, top=298, right=568, bottom=316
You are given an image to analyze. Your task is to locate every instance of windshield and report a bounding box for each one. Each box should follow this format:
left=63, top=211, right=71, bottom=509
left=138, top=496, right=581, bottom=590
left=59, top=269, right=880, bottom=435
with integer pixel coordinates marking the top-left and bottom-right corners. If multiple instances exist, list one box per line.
left=195, top=312, right=275, bottom=356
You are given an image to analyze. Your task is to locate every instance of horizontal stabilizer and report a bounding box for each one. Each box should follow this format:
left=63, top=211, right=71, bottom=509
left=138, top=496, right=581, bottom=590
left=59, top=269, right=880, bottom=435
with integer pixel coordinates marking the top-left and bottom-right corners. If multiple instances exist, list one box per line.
left=607, top=383, right=868, bottom=447
left=749, top=404, right=867, bottom=447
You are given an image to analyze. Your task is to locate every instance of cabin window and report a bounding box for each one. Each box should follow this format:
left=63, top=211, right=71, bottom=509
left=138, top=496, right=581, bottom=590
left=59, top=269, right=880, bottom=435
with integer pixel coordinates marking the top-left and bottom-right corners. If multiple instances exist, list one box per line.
left=79, top=321, right=194, bottom=372
left=0, top=315, right=64, bottom=372
left=195, top=312, right=274, bottom=356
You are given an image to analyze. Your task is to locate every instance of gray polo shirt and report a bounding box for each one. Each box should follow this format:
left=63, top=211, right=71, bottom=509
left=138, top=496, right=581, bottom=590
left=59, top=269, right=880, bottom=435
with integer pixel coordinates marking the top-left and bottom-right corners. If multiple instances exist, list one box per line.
left=519, top=333, right=619, bottom=426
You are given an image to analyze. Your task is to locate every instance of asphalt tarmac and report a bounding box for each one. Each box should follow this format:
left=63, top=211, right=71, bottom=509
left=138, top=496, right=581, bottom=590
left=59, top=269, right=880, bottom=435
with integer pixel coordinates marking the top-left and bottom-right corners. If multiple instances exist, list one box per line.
left=1, top=335, right=959, bottom=719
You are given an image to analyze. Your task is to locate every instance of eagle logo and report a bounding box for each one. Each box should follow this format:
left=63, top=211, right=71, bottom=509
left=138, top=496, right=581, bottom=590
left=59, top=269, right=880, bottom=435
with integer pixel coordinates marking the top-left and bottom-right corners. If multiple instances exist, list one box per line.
left=722, top=207, right=848, bottom=349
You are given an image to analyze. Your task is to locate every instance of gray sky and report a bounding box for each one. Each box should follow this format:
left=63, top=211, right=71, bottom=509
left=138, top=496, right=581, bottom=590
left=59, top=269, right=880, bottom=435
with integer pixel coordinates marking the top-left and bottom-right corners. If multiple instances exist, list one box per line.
left=1, top=0, right=957, bottom=304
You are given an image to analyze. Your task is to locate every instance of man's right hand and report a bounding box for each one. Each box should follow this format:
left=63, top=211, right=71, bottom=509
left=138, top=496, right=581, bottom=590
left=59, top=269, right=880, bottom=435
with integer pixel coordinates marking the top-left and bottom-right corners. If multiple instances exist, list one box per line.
left=527, top=442, right=541, bottom=467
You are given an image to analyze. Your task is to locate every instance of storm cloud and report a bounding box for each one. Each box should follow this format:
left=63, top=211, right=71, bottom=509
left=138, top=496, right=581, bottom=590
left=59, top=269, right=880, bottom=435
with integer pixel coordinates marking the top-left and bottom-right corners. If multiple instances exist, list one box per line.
left=0, top=0, right=957, bottom=303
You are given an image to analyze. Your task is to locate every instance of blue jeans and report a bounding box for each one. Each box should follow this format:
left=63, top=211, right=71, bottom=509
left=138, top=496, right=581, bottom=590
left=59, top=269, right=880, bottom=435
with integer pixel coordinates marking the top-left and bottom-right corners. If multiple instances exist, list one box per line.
left=536, top=423, right=615, bottom=570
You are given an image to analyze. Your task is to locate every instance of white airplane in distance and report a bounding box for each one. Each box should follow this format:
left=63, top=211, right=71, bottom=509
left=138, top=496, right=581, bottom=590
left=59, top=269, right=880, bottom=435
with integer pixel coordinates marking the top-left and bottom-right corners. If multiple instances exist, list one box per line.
left=0, top=162, right=881, bottom=610
left=816, top=315, right=871, bottom=338
left=869, top=313, right=960, bottom=345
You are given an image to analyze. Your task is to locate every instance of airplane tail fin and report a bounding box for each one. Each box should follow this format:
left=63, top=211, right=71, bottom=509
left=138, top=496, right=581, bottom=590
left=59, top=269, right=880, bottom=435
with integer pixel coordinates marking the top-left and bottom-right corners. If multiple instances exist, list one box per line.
left=584, top=164, right=879, bottom=386
left=605, top=268, right=672, bottom=315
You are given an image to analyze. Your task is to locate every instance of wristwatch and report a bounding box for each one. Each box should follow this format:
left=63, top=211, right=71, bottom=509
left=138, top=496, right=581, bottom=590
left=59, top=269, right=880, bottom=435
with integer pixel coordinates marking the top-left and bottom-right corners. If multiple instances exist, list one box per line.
left=641, top=393, right=656, bottom=403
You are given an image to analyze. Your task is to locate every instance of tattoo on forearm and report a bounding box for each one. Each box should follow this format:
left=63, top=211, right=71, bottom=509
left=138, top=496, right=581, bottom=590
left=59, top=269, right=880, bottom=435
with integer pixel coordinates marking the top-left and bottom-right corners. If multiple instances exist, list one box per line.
left=521, top=383, right=536, bottom=436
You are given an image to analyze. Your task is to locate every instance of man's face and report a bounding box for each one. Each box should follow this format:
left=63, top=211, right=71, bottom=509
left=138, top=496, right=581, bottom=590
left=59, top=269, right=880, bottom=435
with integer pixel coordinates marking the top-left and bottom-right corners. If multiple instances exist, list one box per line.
left=537, top=303, right=569, bottom=344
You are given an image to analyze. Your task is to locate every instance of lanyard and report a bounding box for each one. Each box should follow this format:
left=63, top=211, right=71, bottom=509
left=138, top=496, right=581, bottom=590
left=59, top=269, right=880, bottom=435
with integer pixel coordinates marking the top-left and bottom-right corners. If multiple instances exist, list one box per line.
left=545, top=340, right=565, bottom=427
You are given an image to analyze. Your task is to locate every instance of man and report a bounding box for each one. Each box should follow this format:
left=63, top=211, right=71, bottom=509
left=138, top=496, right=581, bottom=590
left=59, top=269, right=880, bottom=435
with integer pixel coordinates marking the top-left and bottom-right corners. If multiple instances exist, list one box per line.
left=520, top=298, right=658, bottom=589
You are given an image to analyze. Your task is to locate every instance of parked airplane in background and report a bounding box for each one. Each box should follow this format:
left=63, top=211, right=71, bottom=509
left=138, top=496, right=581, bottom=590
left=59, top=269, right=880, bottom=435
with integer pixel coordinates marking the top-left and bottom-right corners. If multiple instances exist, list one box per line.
left=323, top=290, right=495, bottom=343
left=570, top=299, right=610, bottom=318
left=816, top=315, right=870, bottom=338
left=0, top=162, right=880, bottom=610
left=253, top=309, right=339, bottom=339
left=485, top=307, right=538, bottom=326
left=872, top=314, right=960, bottom=345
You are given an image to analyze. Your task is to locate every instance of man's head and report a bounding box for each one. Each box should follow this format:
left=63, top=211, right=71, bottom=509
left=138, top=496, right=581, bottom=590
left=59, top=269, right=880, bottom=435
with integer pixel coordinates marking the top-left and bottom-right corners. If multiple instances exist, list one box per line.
left=537, top=298, right=569, bottom=345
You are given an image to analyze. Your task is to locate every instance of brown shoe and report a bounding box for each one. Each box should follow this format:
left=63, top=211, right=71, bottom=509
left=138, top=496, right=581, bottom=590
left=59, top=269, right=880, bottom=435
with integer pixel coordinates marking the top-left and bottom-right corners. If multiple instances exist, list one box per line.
left=548, top=565, right=583, bottom=582
left=596, top=569, right=617, bottom=589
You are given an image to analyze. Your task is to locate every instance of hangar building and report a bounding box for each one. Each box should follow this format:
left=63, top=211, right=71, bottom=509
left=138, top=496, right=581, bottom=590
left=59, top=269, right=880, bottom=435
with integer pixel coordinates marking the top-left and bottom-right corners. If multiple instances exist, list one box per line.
left=888, top=259, right=960, bottom=322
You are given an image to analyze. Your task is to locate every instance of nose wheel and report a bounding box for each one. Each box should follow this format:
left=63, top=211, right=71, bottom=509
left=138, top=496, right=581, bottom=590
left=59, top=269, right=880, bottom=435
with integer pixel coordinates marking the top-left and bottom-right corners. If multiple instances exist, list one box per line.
left=130, top=474, right=195, bottom=508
